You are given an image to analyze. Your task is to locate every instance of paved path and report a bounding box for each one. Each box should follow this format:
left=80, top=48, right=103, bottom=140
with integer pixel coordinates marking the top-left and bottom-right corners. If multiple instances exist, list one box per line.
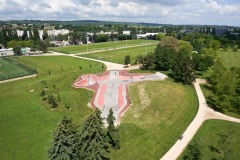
left=0, top=74, right=37, bottom=84
left=160, top=79, right=240, bottom=160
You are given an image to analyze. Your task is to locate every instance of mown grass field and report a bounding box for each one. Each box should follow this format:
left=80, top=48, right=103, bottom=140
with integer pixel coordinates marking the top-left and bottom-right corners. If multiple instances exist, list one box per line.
left=80, top=44, right=157, bottom=64
left=0, top=57, right=35, bottom=81
left=0, top=55, right=199, bottom=159
left=0, top=56, right=103, bottom=160
left=111, top=80, right=198, bottom=159
left=178, top=120, right=240, bottom=159
left=218, top=49, right=240, bottom=69
left=49, top=39, right=158, bottom=54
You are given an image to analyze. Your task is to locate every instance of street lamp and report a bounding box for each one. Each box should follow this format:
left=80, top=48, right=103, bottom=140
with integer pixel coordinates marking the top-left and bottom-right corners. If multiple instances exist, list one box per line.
left=125, top=34, right=127, bottom=48
left=88, top=75, right=90, bottom=103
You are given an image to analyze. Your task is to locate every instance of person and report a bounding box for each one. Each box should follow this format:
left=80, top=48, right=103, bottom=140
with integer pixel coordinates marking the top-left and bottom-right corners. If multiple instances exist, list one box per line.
left=179, top=134, right=183, bottom=140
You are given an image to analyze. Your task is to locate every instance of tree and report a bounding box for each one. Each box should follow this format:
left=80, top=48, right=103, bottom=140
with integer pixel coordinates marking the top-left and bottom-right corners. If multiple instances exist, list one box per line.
left=183, top=140, right=204, bottom=160
left=13, top=45, right=22, bottom=55
left=37, top=40, right=48, bottom=52
left=101, top=63, right=105, bottom=72
left=171, top=51, right=196, bottom=85
left=33, top=28, right=40, bottom=41
left=106, top=109, right=120, bottom=150
left=21, top=30, right=28, bottom=40
left=192, top=53, right=214, bottom=71
left=233, top=46, right=238, bottom=52
left=96, top=34, right=108, bottom=42
left=217, top=132, right=233, bottom=160
left=78, top=109, right=110, bottom=160
left=79, top=65, right=82, bottom=73
left=124, top=55, right=131, bottom=66
left=48, top=116, right=79, bottom=160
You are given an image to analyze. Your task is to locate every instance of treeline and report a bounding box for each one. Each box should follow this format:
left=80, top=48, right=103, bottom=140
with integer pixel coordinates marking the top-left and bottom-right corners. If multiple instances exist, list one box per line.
left=208, top=61, right=240, bottom=113
left=178, top=32, right=240, bottom=53
left=48, top=109, right=120, bottom=160
left=136, top=37, right=215, bottom=85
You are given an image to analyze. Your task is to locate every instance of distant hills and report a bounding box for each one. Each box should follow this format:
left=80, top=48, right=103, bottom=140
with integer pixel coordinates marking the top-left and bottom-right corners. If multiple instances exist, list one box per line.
left=0, top=19, right=171, bottom=26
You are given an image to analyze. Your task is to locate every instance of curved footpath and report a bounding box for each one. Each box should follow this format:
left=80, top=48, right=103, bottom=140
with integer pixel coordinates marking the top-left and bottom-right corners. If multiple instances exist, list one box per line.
left=160, top=79, right=240, bottom=160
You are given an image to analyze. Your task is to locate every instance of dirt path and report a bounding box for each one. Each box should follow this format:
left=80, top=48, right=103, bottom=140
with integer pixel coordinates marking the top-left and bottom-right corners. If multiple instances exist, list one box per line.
left=160, top=79, right=240, bottom=160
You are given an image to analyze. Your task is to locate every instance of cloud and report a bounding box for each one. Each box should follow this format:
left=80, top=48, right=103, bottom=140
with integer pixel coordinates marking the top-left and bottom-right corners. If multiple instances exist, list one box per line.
left=0, top=0, right=239, bottom=26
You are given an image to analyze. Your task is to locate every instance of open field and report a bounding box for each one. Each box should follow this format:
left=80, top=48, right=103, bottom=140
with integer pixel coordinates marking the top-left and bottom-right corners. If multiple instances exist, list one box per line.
left=49, top=39, right=158, bottom=54
left=0, top=56, right=103, bottom=160
left=0, top=55, right=199, bottom=159
left=179, top=120, right=240, bottom=159
left=111, top=80, right=198, bottom=159
left=218, top=49, right=240, bottom=69
left=80, top=44, right=157, bottom=64
left=0, top=57, right=36, bottom=81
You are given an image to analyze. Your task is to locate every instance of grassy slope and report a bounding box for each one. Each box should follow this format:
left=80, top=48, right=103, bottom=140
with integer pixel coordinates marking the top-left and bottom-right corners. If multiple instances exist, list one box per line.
left=80, top=44, right=157, bottom=64
left=218, top=49, right=240, bottom=69
left=111, top=80, right=198, bottom=160
left=178, top=120, right=240, bottom=159
left=49, top=39, right=158, bottom=54
left=0, top=56, right=103, bottom=160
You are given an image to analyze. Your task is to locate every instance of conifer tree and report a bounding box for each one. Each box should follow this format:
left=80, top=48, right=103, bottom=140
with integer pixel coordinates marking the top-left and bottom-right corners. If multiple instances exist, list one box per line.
left=107, top=108, right=120, bottom=150
left=78, top=109, right=110, bottom=160
left=48, top=116, right=79, bottom=160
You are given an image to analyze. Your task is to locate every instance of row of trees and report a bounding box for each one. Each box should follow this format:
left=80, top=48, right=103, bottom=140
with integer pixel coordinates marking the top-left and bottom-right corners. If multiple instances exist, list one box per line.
left=208, top=61, right=240, bottom=113
left=48, top=109, right=120, bottom=160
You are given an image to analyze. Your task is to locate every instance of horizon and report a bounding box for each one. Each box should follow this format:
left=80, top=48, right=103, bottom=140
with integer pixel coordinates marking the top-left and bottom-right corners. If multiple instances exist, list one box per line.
left=0, top=0, right=239, bottom=26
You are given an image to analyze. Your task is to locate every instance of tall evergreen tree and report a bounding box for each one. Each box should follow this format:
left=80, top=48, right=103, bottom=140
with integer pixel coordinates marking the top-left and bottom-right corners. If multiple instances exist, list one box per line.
left=106, top=109, right=120, bottom=150
left=48, top=116, right=79, bottom=160
left=33, top=28, right=40, bottom=41
left=78, top=109, right=110, bottom=160
left=124, top=55, right=131, bottom=66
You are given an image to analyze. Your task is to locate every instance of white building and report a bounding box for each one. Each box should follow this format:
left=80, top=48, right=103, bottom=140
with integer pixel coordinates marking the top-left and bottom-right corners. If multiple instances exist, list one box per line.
left=136, top=33, right=159, bottom=39
left=123, top=30, right=130, bottom=35
left=47, top=29, right=70, bottom=37
left=0, top=48, right=14, bottom=56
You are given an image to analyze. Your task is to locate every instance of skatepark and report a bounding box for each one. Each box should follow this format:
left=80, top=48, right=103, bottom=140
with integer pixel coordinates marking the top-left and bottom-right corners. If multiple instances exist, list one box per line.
left=72, top=70, right=167, bottom=125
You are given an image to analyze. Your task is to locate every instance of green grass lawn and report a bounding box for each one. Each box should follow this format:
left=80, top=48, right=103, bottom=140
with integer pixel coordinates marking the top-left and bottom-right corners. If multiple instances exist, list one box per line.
left=0, top=56, right=198, bottom=160
left=0, top=56, right=104, bottom=160
left=80, top=44, right=157, bottom=64
left=218, top=49, right=240, bottom=69
left=0, top=57, right=35, bottom=81
left=111, top=80, right=198, bottom=159
left=178, top=120, right=240, bottom=159
left=49, top=39, right=158, bottom=54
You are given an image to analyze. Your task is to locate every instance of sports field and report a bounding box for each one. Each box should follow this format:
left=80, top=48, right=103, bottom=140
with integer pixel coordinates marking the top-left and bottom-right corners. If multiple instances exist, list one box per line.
left=80, top=44, right=157, bottom=64
left=0, top=58, right=36, bottom=81
left=49, top=39, right=158, bottom=54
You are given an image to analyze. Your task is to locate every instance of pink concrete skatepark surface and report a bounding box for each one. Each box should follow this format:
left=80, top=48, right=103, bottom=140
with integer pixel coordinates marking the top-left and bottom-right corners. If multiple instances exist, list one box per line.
left=72, top=70, right=167, bottom=125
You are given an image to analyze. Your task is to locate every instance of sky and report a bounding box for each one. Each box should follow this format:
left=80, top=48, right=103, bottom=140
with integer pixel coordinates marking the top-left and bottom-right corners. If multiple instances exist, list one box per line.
left=0, top=0, right=239, bottom=26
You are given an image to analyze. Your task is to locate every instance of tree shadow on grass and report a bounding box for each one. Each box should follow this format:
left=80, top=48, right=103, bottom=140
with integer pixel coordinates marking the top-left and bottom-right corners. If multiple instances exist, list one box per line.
left=208, top=145, right=220, bottom=154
